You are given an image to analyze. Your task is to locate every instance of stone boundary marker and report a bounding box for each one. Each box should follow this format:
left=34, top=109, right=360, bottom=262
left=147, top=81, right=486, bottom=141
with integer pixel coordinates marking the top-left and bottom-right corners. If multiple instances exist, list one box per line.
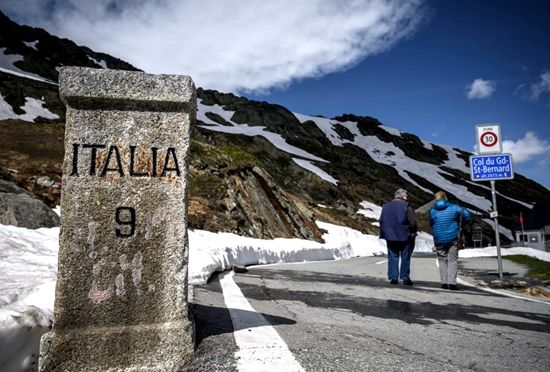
left=39, top=67, right=196, bottom=371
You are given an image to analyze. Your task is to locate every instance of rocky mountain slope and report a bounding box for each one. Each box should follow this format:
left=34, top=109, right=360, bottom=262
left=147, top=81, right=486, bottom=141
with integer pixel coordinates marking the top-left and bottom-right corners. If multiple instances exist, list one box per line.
left=0, top=11, right=136, bottom=82
left=194, top=90, right=549, bottom=243
left=1, top=11, right=549, bottom=246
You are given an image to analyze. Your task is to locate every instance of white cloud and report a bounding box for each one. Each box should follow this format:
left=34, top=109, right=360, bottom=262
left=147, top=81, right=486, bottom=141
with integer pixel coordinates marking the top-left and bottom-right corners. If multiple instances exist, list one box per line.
left=530, top=70, right=550, bottom=101
left=502, top=131, right=550, bottom=163
left=2, top=0, right=428, bottom=93
left=465, top=78, right=496, bottom=99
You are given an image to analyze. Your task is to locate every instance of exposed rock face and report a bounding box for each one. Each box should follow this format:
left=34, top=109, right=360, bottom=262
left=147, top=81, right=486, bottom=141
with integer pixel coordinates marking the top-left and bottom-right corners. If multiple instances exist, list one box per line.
left=0, top=179, right=59, bottom=228
left=0, top=119, right=63, bottom=207
left=187, top=140, right=324, bottom=241
left=225, top=166, right=323, bottom=241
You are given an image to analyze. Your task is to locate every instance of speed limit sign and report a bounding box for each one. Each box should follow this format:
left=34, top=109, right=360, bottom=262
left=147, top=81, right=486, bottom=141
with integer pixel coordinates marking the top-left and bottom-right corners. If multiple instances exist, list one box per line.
left=476, top=124, right=502, bottom=154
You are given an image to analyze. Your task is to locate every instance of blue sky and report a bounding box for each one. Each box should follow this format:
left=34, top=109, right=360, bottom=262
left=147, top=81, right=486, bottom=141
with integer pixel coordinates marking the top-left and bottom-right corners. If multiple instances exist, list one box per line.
left=3, top=0, right=549, bottom=188
left=247, top=0, right=550, bottom=188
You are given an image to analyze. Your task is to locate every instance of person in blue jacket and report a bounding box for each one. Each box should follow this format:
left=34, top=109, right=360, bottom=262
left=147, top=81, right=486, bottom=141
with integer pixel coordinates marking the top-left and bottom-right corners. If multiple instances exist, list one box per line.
left=430, top=191, right=471, bottom=290
left=379, top=188, right=417, bottom=285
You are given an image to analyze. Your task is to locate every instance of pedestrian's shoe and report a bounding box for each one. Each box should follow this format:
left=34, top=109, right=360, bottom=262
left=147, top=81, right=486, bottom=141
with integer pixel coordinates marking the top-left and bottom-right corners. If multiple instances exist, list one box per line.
left=449, top=284, right=459, bottom=290
left=403, top=279, right=414, bottom=286
left=390, top=279, right=398, bottom=284
left=441, top=284, right=448, bottom=289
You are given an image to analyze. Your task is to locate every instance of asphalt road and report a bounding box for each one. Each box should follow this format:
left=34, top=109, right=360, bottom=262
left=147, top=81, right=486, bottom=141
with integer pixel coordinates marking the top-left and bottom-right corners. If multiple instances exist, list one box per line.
left=184, top=255, right=550, bottom=371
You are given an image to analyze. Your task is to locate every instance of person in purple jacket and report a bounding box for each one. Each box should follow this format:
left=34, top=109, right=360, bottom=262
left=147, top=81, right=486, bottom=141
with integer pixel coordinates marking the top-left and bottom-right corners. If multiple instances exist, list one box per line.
left=430, top=191, right=471, bottom=290
left=379, top=188, right=417, bottom=285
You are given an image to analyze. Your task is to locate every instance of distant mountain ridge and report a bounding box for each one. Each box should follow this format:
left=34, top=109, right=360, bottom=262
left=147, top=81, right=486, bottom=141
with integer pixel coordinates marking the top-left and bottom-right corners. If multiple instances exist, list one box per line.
left=1, top=11, right=549, bottom=246
left=0, top=11, right=139, bottom=81
left=194, top=89, right=549, bottom=240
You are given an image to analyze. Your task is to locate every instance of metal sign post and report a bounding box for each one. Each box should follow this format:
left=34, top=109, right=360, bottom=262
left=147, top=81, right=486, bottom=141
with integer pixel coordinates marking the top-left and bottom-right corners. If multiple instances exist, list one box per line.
left=471, top=123, right=512, bottom=281
left=490, top=180, right=504, bottom=280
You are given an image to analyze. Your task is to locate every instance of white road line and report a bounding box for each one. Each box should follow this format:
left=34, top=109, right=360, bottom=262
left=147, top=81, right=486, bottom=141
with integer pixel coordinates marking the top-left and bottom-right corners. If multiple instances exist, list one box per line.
left=375, top=259, right=388, bottom=265
left=219, top=271, right=305, bottom=372
left=456, top=277, right=550, bottom=305
left=434, top=258, right=550, bottom=305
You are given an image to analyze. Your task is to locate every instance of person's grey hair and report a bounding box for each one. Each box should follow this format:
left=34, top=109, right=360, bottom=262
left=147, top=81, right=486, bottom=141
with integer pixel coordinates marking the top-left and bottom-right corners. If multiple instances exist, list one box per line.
left=394, top=188, right=408, bottom=199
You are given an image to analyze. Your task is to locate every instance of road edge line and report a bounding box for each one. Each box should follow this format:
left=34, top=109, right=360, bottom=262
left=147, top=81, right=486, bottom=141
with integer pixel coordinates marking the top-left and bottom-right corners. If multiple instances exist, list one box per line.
left=219, top=271, right=305, bottom=372
left=434, top=258, right=550, bottom=305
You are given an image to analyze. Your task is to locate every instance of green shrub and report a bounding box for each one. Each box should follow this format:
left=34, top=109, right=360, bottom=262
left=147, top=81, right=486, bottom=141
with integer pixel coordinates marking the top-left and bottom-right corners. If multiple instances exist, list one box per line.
left=219, top=145, right=257, bottom=166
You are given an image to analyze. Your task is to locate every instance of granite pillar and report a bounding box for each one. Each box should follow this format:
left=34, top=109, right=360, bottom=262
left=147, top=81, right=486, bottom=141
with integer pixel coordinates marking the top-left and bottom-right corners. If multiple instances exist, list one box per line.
left=39, top=67, right=196, bottom=371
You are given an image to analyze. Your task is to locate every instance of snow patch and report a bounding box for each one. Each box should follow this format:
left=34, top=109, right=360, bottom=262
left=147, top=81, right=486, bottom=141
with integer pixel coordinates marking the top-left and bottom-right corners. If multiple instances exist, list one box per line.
left=482, top=218, right=514, bottom=241
left=87, top=55, right=108, bottom=68
left=19, top=97, right=59, bottom=121
left=0, top=48, right=54, bottom=84
left=460, top=246, right=550, bottom=261
left=294, top=112, right=502, bottom=216
left=293, top=113, right=351, bottom=147
left=0, top=94, right=59, bottom=122
left=197, top=100, right=235, bottom=124
left=464, top=180, right=533, bottom=209
left=292, top=158, right=338, bottom=185
left=421, top=140, right=434, bottom=150
left=0, top=225, right=58, bottom=372
left=0, top=48, right=23, bottom=67
left=198, top=101, right=330, bottom=165
left=0, top=94, right=18, bottom=120
left=379, top=125, right=402, bottom=136
left=357, top=200, right=382, bottom=220
left=441, top=146, right=470, bottom=174
left=52, top=206, right=61, bottom=217
left=23, top=41, right=39, bottom=51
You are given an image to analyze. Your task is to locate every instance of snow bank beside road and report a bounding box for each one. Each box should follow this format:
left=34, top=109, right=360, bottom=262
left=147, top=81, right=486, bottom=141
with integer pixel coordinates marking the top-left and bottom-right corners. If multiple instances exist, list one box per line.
left=0, top=225, right=58, bottom=372
left=460, top=246, right=550, bottom=261
left=189, top=222, right=435, bottom=285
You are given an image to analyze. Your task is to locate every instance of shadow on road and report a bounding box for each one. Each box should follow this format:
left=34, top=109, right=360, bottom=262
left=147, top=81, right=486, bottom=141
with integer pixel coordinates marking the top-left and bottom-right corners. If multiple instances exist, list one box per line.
left=242, top=268, right=494, bottom=297
left=236, top=269, right=550, bottom=334
left=191, top=303, right=296, bottom=342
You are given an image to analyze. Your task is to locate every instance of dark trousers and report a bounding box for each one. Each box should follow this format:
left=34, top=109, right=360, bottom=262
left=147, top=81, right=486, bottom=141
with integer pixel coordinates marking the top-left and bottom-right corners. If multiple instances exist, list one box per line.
left=387, top=239, right=414, bottom=281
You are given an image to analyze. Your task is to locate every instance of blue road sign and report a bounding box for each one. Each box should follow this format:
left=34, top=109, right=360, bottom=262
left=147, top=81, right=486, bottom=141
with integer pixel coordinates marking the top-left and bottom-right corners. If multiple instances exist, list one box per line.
left=470, top=153, right=514, bottom=181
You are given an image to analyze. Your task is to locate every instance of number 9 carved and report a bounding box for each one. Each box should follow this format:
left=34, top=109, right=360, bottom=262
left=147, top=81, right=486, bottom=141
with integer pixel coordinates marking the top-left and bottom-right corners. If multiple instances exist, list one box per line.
left=115, top=207, right=136, bottom=238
